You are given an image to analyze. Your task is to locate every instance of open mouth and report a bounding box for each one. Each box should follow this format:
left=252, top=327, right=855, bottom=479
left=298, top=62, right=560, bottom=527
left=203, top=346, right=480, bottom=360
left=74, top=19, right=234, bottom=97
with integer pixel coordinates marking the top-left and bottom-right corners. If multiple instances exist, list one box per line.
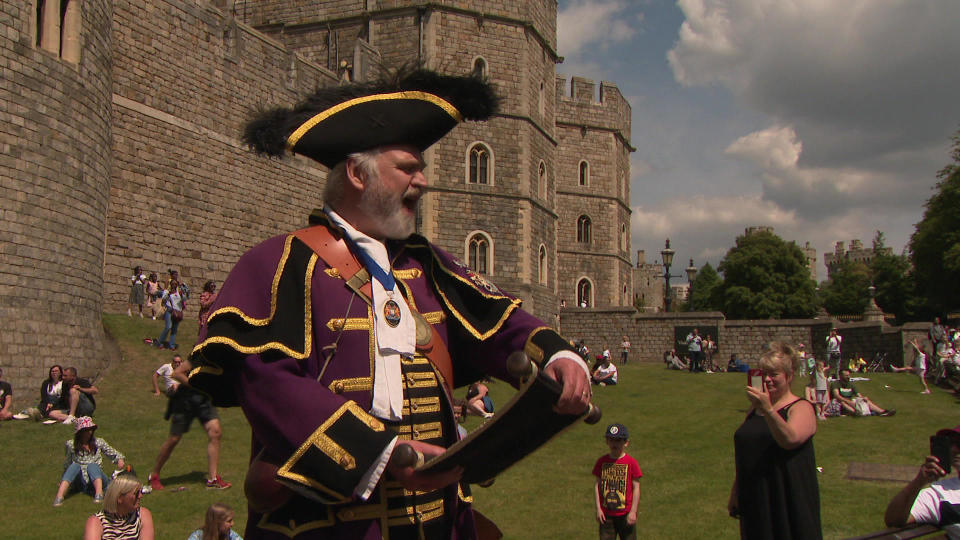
left=402, top=190, right=423, bottom=212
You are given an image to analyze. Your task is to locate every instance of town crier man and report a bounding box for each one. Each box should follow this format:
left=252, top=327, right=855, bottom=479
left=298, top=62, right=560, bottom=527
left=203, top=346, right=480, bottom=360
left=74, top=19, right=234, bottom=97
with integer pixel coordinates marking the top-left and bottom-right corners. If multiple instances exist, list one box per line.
left=181, top=68, right=591, bottom=539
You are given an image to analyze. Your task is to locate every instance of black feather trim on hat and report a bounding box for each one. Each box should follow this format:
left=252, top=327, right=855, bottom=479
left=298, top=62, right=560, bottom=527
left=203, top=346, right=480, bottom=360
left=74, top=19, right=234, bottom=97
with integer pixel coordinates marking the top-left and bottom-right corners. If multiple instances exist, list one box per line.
left=241, top=67, right=500, bottom=167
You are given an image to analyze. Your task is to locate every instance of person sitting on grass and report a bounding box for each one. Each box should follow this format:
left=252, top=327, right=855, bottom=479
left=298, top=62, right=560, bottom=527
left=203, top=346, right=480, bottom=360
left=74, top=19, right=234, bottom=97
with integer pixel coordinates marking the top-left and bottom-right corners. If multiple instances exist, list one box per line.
left=464, top=380, right=494, bottom=418
left=85, top=472, right=154, bottom=540
left=592, top=357, right=618, bottom=386
left=884, top=424, right=960, bottom=533
left=829, top=368, right=895, bottom=417
left=54, top=416, right=125, bottom=507
left=47, top=366, right=98, bottom=425
left=665, top=350, right=689, bottom=371
left=891, top=338, right=932, bottom=394
left=0, top=367, right=13, bottom=421
left=187, top=502, right=243, bottom=540
left=592, top=423, right=642, bottom=540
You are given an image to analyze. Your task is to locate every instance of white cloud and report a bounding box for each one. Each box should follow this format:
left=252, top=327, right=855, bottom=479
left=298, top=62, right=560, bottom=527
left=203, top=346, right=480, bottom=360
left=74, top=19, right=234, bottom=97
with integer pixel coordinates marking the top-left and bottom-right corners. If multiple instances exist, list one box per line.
left=558, top=0, right=641, bottom=56
left=631, top=194, right=797, bottom=264
left=664, top=0, right=960, bottom=229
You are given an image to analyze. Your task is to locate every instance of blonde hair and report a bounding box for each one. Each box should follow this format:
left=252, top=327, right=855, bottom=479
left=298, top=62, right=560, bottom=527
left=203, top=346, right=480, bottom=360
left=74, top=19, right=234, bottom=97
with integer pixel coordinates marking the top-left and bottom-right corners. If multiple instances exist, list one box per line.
left=201, top=503, right=234, bottom=540
left=103, top=474, right=142, bottom=514
left=758, top=341, right=800, bottom=376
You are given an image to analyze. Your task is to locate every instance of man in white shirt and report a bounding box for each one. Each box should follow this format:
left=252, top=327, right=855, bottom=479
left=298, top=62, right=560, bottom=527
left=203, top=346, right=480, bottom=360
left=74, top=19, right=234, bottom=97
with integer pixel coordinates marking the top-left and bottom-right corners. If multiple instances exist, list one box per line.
left=886, top=425, right=960, bottom=538
left=826, top=328, right=843, bottom=378
left=152, top=355, right=182, bottom=397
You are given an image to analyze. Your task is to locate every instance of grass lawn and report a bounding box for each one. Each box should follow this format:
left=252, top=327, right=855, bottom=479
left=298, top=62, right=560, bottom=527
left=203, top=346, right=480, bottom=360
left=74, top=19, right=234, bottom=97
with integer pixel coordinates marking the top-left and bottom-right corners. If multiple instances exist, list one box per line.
left=2, top=314, right=956, bottom=538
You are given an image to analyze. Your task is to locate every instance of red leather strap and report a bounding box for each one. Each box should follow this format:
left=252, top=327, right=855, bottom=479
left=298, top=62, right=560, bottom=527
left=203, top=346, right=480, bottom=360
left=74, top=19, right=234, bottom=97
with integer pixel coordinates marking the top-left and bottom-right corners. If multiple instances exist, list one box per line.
left=292, top=225, right=372, bottom=301
left=292, top=225, right=454, bottom=395
left=415, top=314, right=455, bottom=399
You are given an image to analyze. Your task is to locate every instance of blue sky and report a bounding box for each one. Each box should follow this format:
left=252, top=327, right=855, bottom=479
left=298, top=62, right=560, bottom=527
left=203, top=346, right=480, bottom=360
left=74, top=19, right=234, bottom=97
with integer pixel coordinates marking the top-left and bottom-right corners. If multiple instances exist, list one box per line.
left=557, top=0, right=960, bottom=281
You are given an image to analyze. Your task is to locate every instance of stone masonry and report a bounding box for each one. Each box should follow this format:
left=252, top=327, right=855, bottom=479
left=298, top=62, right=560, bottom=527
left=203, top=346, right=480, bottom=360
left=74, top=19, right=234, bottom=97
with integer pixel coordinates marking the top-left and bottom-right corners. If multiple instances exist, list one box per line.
left=0, top=0, right=632, bottom=401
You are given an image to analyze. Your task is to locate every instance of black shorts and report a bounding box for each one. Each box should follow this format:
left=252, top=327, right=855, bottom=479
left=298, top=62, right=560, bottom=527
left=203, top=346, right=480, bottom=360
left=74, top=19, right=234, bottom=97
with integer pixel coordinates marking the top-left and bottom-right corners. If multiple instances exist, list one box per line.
left=169, top=389, right=218, bottom=435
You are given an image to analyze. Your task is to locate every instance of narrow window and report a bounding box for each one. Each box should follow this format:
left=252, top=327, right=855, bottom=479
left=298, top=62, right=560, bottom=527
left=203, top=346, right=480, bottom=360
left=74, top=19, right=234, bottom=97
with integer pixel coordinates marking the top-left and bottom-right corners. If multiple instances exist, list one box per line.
left=578, top=279, right=592, bottom=307
left=538, top=161, right=547, bottom=199
left=579, top=161, right=589, bottom=186
left=469, top=234, right=489, bottom=274
left=538, top=245, right=547, bottom=285
left=469, top=144, right=490, bottom=184
left=473, top=57, right=487, bottom=78
left=577, top=215, right=592, bottom=243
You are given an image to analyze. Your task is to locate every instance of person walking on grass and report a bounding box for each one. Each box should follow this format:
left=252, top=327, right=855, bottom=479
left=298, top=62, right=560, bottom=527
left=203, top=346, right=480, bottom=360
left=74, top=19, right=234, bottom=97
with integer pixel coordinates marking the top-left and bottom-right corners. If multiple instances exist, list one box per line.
left=593, top=423, right=642, bottom=540
left=146, top=382, right=230, bottom=491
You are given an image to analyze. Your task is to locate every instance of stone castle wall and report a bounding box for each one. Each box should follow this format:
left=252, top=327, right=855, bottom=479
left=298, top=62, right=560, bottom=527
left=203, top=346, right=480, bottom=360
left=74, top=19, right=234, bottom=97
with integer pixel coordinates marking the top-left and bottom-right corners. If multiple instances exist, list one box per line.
left=560, top=309, right=916, bottom=368
left=104, top=1, right=339, bottom=314
left=0, top=0, right=114, bottom=395
left=0, top=0, right=626, bottom=398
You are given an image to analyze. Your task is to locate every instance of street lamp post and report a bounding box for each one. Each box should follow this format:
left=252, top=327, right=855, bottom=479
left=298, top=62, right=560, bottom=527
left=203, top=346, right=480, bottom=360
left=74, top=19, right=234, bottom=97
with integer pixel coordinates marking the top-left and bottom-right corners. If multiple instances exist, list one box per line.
left=661, top=239, right=685, bottom=312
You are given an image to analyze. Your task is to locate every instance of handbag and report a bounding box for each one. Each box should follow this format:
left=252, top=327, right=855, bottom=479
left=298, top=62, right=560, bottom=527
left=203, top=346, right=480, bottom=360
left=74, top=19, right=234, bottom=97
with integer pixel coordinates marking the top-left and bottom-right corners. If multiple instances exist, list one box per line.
left=854, top=397, right=871, bottom=417
left=171, top=309, right=184, bottom=322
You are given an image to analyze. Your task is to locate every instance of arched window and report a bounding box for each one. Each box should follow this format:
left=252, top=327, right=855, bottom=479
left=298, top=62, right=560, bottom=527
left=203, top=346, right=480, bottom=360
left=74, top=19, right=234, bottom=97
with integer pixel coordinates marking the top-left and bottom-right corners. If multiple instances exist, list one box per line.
left=538, top=245, right=547, bottom=285
left=472, top=57, right=487, bottom=78
left=538, top=160, right=547, bottom=199
left=577, top=215, right=592, bottom=243
left=578, top=160, right=589, bottom=186
left=467, top=143, right=492, bottom=185
left=465, top=231, right=493, bottom=274
left=577, top=278, right=593, bottom=307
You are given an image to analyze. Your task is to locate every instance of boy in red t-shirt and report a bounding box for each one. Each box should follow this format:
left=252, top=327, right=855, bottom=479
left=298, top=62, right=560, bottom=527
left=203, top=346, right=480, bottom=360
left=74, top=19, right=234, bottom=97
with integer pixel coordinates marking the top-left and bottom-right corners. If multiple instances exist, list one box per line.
left=592, top=423, right=642, bottom=540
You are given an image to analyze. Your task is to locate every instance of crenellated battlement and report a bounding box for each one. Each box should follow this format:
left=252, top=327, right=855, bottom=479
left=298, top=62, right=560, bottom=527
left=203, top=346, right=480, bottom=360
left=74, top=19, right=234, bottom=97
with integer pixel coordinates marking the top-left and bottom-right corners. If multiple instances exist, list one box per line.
left=555, top=75, right=632, bottom=141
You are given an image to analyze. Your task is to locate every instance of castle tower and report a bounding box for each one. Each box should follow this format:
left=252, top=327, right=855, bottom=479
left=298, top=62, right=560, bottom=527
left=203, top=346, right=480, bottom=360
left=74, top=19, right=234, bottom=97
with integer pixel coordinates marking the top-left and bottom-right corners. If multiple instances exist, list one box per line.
left=555, top=77, right=633, bottom=308
left=237, top=0, right=571, bottom=321
left=0, top=0, right=114, bottom=391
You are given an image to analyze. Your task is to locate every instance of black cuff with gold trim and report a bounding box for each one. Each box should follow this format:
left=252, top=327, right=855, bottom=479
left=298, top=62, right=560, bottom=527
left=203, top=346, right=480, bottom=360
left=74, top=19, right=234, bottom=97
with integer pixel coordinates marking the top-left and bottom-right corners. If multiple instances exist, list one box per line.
left=277, top=402, right=395, bottom=504
left=524, top=327, right=577, bottom=367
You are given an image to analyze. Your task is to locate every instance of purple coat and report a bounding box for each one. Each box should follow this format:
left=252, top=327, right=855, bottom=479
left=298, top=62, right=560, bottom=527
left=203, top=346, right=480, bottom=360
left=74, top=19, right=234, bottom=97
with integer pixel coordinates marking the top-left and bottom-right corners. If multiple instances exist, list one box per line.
left=189, top=219, right=576, bottom=539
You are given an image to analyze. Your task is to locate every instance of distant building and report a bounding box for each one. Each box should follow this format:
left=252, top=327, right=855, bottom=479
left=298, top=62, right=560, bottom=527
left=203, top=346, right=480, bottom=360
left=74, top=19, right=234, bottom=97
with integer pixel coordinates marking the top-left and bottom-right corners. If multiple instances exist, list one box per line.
left=632, top=250, right=665, bottom=312
left=824, top=240, right=893, bottom=278
left=744, top=225, right=774, bottom=236
left=800, top=241, right=817, bottom=282
left=671, top=283, right=690, bottom=303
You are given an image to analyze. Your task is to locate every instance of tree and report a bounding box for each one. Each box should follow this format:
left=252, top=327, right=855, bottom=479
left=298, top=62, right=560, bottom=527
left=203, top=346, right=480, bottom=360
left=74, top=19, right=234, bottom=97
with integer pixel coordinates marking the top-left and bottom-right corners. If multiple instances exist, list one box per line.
left=820, top=259, right=871, bottom=315
left=687, top=262, right=721, bottom=311
left=715, top=230, right=818, bottom=319
left=910, top=130, right=960, bottom=317
left=869, top=231, right=921, bottom=322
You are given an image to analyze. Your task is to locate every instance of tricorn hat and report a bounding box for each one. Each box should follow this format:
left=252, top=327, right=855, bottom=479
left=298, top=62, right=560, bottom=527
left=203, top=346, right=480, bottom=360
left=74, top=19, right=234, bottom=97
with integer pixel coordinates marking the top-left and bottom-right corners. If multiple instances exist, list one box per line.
left=243, top=67, right=499, bottom=168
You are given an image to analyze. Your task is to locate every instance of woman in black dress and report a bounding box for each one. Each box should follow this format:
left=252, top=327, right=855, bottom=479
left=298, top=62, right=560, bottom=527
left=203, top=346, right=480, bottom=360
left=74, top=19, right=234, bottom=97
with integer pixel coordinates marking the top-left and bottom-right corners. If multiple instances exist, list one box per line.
left=728, top=342, right=821, bottom=539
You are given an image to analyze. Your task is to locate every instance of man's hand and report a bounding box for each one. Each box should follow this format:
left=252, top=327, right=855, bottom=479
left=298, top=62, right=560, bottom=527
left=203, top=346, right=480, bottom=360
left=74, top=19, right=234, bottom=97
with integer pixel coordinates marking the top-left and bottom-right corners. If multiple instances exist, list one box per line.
left=596, top=508, right=606, bottom=524
left=918, top=455, right=948, bottom=484
left=543, top=356, right=591, bottom=415
left=627, top=510, right=638, bottom=526
left=386, top=440, right=462, bottom=492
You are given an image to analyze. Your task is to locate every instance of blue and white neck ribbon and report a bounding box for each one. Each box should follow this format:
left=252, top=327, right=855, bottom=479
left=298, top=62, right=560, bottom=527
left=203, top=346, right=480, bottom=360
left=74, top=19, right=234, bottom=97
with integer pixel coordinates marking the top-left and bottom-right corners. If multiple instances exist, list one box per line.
left=324, top=207, right=415, bottom=421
